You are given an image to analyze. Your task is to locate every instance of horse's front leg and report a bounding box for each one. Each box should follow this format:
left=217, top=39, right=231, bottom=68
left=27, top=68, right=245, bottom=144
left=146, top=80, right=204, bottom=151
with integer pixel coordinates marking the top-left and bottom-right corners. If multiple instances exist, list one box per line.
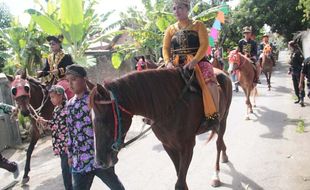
left=268, top=72, right=272, bottom=90
left=22, top=124, right=40, bottom=185
left=175, top=141, right=195, bottom=190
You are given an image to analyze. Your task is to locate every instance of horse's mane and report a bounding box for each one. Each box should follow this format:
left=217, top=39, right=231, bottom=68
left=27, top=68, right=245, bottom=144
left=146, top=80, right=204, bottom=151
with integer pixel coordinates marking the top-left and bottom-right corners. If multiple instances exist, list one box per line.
left=100, top=69, right=185, bottom=118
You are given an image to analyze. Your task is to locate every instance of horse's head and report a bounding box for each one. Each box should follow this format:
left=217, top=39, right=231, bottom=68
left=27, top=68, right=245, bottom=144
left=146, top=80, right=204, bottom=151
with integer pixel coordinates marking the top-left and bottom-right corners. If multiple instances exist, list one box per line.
left=263, top=44, right=272, bottom=55
left=6, top=70, right=31, bottom=116
left=135, top=56, right=146, bottom=71
left=228, top=49, right=241, bottom=70
left=89, top=83, right=121, bottom=168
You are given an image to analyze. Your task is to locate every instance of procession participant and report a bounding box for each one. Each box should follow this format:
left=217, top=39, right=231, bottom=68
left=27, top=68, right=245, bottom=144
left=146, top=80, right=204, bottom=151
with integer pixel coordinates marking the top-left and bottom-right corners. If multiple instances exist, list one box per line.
left=36, top=85, right=72, bottom=190
left=238, top=26, right=261, bottom=83
left=299, top=57, right=310, bottom=104
left=37, top=35, right=74, bottom=99
left=65, top=65, right=125, bottom=190
left=258, top=33, right=275, bottom=66
left=162, top=0, right=220, bottom=130
left=288, top=41, right=304, bottom=106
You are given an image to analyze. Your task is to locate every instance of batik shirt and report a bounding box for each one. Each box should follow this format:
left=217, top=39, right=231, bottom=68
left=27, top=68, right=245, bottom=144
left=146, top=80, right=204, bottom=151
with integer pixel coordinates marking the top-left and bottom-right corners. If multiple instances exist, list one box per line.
left=238, top=39, right=258, bottom=58
left=49, top=103, right=68, bottom=156
left=66, top=92, right=97, bottom=173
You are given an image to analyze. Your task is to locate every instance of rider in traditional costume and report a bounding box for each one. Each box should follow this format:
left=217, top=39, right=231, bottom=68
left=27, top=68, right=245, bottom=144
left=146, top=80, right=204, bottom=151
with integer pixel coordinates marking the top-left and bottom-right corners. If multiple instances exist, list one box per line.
left=37, top=35, right=74, bottom=99
left=162, top=0, right=219, bottom=130
left=238, top=26, right=261, bottom=83
left=258, top=33, right=275, bottom=66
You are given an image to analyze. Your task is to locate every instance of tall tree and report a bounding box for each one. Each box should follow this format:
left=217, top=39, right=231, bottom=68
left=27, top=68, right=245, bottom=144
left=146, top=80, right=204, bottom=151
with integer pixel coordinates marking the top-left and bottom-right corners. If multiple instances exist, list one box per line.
left=0, top=3, right=12, bottom=71
left=226, top=0, right=310, bottom=43
left=298, top=0, right=310, bottom=21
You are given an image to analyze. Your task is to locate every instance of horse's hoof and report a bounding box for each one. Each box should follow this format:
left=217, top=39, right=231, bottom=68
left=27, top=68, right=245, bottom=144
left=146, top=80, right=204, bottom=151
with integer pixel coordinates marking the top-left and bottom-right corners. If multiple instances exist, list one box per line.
left=21, top=176, right=29, bottom=185
left=221, top=154, right=229, bottom=163
left=250, top=110, right=254, bottom=113
left=253, top=104, right=256, bottom=108
left=211, top=179, right=221, bottom=187
left=245, top=116, right=250, bottom=120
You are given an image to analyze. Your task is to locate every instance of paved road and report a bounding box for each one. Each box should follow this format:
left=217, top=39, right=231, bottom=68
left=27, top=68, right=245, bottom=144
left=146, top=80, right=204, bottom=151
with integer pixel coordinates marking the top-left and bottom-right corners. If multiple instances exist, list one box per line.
left=1, top=51, right=310, bottom=190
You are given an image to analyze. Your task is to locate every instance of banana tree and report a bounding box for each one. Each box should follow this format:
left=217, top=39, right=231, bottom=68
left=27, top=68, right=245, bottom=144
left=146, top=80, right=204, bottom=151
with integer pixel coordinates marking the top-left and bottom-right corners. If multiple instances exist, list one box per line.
left=26, top=0, right=116, bottom=67
left=0, top=19, right=47, bottom=75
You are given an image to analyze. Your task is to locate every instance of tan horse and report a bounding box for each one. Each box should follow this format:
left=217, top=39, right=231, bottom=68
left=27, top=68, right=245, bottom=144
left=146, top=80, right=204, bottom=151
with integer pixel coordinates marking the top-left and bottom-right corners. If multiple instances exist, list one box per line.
left=261, top=44, right=273, bottom=90
left=229, top=50, right=258, bottom=120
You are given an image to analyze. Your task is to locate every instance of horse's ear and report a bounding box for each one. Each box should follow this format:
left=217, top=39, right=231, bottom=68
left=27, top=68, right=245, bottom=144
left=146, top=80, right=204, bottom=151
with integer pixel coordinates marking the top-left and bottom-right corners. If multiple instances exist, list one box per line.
left=85, top=78, right=95, bottom=90
left=5, top=74, right=14, bottom=82
left=134, top=56, right=139, bottom=62
left=21, top=69, right=27, bottom=79
left=96, top=83, right=106, bottom=95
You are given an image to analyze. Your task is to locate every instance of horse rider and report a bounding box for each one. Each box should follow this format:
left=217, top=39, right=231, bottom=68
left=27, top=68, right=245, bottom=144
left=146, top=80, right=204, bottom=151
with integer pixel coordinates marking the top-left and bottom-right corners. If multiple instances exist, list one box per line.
left=299, top=57, right=310, bottom=103
left=238, top=26, right=261, bottom=84
left=288, top=40, right=305, bottom=106
left=258, top=33, right=275, bottom=66
left=37, top=35, right=74, bottom=100
left=162, top=0, right=220, bottom=131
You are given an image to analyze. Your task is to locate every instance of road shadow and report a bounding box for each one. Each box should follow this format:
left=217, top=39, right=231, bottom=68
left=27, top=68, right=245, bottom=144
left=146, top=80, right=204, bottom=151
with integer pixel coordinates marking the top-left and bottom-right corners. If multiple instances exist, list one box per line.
left=33, top=174, right=64, bottom=190
left=253, top=106, right=287, bottom=139
left=152, top=144, right=164, bottom=152
left=221, top=162, right=264, bottom=190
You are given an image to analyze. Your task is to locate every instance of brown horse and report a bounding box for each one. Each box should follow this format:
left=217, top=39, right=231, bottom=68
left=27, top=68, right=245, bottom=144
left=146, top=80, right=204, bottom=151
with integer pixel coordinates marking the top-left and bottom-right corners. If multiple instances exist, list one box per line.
left=89, top=68, right=232, bottom=189
left=229, top=50, right=258, bottom=120
left=6, top=70, right=54, bottom=184
left=260, top=45, right=274, bottom=90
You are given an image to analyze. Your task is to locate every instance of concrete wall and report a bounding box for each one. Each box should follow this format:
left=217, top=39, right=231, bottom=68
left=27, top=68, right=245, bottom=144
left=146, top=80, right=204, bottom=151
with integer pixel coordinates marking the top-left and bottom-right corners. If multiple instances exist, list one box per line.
left=0, top=73, right=21, bottom=151
left=85, top=51, right=136, bottom=84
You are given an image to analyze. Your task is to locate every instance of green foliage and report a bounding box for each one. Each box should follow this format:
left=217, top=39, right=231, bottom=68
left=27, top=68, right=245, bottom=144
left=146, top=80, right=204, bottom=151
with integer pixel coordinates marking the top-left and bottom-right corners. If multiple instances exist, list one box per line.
left=0, top=20, right=47, bottom=75
left=225, top=0, right=310, bottom=45
left=298, top=0, right=310, bottom=21
left=27, top=0, right=115, bottom=67
left=296, top=118, right=305, bottom=133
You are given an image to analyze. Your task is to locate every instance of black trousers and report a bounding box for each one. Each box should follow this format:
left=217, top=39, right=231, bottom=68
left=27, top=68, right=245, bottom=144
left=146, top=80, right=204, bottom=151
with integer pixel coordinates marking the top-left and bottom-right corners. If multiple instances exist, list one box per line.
left=292, top=74, right=305, bottom=100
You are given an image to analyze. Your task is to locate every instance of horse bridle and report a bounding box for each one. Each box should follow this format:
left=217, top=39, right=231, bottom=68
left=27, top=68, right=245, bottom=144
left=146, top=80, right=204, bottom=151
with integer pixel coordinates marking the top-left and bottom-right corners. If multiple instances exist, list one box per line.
left=233, top=54, right=247, bottom=71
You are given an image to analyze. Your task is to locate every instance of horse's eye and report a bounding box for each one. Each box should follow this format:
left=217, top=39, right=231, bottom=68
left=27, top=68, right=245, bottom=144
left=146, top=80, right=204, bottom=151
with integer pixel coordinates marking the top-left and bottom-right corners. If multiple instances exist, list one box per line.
left=24, top=86, right=30, bottom=93
left=11, top=88, right=17, bottom=96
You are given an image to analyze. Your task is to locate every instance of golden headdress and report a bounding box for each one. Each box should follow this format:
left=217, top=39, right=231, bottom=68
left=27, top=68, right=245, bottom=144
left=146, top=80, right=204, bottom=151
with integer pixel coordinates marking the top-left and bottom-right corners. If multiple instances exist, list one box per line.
left=173, top=0, right=190, bottom=7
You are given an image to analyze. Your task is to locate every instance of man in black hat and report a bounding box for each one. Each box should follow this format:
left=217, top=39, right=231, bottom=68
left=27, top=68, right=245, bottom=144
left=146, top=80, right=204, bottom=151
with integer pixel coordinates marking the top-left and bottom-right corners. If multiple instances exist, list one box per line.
left=238, top=26, right=261, bottom=84
left=37, top=35, right=74, bottom=99
left=288, top=41, right=305, bottom=106
left=65, top=65, right=125, bottom=190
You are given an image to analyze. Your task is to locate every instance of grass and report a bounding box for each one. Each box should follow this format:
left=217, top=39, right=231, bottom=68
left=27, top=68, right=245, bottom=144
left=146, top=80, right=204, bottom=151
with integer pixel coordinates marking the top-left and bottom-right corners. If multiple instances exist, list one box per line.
left=296, top=118, right=305, bottom=133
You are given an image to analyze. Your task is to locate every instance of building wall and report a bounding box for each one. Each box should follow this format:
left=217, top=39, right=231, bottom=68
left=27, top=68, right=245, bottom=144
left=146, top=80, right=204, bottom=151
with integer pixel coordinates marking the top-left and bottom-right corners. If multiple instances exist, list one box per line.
left=85, top=51, right=136, bottom=84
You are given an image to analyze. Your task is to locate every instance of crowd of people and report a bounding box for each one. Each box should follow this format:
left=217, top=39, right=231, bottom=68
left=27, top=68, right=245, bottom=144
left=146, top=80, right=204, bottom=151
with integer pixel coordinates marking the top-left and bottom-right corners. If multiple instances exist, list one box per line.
left=1, top=0, right=310, bottom=189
